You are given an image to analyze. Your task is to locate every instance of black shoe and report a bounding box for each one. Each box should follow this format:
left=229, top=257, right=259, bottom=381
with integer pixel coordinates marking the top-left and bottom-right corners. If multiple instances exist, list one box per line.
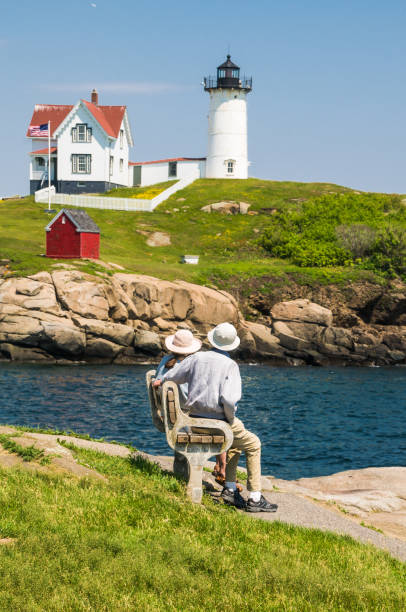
left=246, top=495, right=278, bottom=513
left=221, top=487, right=246, bottom=509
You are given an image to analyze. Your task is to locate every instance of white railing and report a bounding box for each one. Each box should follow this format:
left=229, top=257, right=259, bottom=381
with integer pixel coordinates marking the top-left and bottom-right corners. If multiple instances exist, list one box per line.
left=35, top=176, right=196, bottom=212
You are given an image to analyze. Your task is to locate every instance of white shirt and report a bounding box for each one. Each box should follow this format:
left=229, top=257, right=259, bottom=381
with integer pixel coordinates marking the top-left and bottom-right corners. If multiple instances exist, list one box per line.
left=162, top=349, right=241, bottom=423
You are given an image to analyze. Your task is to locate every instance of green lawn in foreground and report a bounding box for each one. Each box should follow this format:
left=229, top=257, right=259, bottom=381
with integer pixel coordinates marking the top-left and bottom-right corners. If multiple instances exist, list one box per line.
left=0, top=442, right=404, bottom=611
left=0, top=179, right=389, bottom=289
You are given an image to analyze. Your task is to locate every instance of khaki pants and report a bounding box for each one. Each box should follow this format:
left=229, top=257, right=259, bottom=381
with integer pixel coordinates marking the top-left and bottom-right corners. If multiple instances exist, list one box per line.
left=225, top=417, right=261, bottom=492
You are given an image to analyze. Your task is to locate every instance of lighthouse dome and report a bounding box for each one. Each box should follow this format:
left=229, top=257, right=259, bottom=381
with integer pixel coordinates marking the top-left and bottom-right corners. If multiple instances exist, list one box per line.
left=204, top=55, right=252, bottom=91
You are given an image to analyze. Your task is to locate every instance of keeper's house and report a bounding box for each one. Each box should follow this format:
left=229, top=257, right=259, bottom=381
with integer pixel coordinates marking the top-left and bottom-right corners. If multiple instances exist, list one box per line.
left=27, top=89, right=133, bottom=195
left=45, top=209, right=100, bottom=259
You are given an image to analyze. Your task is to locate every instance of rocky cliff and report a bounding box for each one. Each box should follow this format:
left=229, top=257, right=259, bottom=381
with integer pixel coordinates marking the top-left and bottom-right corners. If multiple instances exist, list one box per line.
left=0, top=271, right=405, bottom=366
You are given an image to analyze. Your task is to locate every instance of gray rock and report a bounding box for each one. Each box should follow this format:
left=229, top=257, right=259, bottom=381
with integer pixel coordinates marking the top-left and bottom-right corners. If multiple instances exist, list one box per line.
left=271, top=299, right=333, bottom=327
left=134, top=330, right=162, bottom=355
left=71, top=316, right=134, bottom=347
left=85, top=337, right=123, bottom=358
left=0, top=343, right=55, bottom=362
left=40, top=322, right=86, bottom=356
left=273, top=321, right=312, bottom=352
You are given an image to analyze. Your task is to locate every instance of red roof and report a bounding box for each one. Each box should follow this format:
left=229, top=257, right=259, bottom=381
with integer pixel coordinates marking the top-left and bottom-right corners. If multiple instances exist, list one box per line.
left=30, top=147, right=57, bottom=155
left=82, top=100, right=125, bottom=138
left=27, top=100, right=126, bottom=139
left=129, top=157, right=206, bottom=166
left=26, top=105, right=73, bottom=138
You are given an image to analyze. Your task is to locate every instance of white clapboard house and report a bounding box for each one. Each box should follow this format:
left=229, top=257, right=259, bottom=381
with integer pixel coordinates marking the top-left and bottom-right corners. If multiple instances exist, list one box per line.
left=27, top=90, right=133, bottom=194
left=27, top=55, right=252, bottom=195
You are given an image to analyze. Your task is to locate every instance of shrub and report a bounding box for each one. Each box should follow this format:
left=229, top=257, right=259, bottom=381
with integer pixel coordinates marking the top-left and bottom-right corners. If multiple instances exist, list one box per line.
left=260, top=192, right=406, bottom=274
left=336, top=224, right=376, bottom=259
left=369, top=226, right=406, bottom=276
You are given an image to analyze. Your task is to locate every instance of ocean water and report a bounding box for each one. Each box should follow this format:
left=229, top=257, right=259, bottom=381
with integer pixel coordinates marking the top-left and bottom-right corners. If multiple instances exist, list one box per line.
left=0, top=363, right=405, bottom=480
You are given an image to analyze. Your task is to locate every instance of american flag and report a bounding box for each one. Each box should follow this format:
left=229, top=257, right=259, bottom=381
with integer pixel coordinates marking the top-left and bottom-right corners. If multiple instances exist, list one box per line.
left=29, top=123, right=49, bottom=137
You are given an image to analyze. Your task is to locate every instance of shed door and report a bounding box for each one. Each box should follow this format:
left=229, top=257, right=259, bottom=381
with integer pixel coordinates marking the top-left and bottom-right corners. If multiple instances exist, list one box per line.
left=133, top=166, right=142, bottom=186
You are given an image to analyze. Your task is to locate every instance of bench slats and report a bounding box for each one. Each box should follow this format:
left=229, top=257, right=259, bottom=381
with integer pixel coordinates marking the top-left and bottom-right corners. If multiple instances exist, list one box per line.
left=176, top=433, right=225, bottom=445
left=167, top=389, right=177, bottom=424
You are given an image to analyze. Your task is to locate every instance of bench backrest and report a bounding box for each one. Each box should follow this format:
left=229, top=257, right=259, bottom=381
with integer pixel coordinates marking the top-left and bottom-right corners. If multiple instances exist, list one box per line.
left=146, top=369, right=233, bottom=455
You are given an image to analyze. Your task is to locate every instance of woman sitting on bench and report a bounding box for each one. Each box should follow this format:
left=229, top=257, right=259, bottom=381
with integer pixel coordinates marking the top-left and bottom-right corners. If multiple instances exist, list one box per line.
left=155, top=329, right=229, bottom=486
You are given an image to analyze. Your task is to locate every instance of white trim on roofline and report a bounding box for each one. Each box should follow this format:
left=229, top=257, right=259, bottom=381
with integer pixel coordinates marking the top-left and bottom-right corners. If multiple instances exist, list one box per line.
left=45, top=208, right=80, bottom=233
left=53, top=100, right=115, bottom=142
left=122, top=109, right=134, bottom=148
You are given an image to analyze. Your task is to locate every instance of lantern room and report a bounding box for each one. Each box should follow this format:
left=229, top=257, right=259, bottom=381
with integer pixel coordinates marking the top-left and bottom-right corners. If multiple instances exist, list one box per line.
left=204, top=55, right=252, bottom=91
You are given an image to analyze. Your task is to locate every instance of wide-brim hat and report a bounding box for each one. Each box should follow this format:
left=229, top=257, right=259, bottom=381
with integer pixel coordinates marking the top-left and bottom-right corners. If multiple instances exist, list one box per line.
left=208, top=322, right=240, bottom=352
left=165, top=329, right=202, bottom=355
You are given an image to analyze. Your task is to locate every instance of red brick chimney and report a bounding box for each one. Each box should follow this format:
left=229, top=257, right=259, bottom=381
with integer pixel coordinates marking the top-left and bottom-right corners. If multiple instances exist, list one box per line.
left=91, top=88, right=99, bottom=105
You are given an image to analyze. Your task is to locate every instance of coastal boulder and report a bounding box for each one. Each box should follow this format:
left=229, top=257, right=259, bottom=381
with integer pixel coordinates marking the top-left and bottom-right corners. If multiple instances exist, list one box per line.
left=272, top=321, right=312, bottom=352
left=0, top=343, right=55, bottom=362
left=85, top=337, right=123, bottom=359
left=114, top=274, right=240, bottom=330
left=71, top=316, right=134, bottom=347
left=52, top=271, right=110, bottom=320
left=39, top=321, right=86, bottom=356
left=271, top=299, right=333, bottom=327
left=134, top=329, right=162, bottom=355
left=243, top=321, right=285, bottom=356
left=0, top=277, right=61, bottom=315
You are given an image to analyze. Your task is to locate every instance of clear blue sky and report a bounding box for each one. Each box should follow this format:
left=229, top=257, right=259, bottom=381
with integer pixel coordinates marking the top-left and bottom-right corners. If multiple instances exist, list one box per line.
left=1, top=0, right=406, bottom=196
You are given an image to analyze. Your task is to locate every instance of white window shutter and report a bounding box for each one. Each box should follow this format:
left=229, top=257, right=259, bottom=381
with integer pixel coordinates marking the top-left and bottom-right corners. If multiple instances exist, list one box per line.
left=71, top=127, right=77, bottom=142
left=87, top=127, right=92, bottom=142
left=86, top=155, right=91, bottom=173
left=72, top=155, right=77, bottom=173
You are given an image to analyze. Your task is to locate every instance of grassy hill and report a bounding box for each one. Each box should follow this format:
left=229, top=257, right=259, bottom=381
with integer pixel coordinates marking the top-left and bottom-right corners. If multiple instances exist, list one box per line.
left=1, top=179, right=405, bottom=296
left=0, top=436, right=405, bottom=610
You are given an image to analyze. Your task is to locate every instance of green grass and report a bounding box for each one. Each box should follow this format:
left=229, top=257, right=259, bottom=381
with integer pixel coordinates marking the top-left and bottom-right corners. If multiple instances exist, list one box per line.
left=102, top=180, right=177, bottom=199
left=0, top=178, right=397, bottom=289
left=0, top=433, right=49, bottom=464
left=0, top=442, right=405, bottom=611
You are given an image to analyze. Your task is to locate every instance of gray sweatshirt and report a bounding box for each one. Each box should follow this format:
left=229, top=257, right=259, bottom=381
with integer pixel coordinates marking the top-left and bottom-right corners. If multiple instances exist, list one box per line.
left=162, top=349, right=241, bottom=424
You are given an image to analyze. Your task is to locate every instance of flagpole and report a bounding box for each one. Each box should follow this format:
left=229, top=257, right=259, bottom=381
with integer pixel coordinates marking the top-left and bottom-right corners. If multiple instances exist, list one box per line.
left=48, top=120, right=51, bottom=211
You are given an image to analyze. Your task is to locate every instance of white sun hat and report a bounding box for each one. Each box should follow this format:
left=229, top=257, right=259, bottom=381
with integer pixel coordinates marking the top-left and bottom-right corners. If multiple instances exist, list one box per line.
left=207, top=322, right=240, bottom=352
left=165, top=329, right=202, bottom=355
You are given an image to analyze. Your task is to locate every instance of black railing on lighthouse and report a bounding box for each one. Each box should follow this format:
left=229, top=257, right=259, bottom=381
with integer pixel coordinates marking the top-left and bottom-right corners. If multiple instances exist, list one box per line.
left=203, top=76, right=252, bottom=91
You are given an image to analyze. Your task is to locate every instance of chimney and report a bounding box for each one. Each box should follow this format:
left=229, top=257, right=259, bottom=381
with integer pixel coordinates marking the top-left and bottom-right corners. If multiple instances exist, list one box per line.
left=91, top=88, right=99, bottom=105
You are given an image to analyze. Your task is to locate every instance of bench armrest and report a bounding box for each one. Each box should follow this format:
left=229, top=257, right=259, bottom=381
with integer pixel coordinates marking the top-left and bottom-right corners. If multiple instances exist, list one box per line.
left=146, top=369, right=165, bottom=433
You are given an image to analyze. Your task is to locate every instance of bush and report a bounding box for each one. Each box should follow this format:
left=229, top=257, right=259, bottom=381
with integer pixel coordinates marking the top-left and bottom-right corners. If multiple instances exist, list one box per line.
left=260, top=193, right=406, bottom=274
left=336, top=224, right=376, bottom=259
left=369, top=226, right=406, bottom=276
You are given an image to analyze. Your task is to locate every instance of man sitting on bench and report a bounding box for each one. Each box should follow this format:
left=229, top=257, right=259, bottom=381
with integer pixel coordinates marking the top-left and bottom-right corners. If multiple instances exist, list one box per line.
left=154, top=322, right=278, bottom=513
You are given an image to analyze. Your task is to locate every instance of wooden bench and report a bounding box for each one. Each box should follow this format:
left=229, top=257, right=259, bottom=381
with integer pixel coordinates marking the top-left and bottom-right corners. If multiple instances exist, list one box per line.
left=146, top=369, right=233, bottom=503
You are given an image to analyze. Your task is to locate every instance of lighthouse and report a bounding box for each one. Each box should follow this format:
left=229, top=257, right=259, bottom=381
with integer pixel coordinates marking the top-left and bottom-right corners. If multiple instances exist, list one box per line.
left=203, top=55, right=252, bottom=179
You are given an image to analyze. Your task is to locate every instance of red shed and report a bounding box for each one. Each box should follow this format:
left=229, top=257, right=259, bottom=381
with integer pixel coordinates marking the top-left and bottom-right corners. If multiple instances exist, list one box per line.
left=45, top=209, right=100, bottom=259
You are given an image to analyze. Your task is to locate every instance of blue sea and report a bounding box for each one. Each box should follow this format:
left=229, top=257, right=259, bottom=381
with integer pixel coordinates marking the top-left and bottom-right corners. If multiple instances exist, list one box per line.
left=0, top=364, right=405, bottom=480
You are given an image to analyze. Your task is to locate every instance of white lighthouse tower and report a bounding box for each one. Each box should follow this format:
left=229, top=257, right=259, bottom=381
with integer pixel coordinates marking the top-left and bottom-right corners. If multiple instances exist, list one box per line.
left=203, top=55, right=252, bottom=179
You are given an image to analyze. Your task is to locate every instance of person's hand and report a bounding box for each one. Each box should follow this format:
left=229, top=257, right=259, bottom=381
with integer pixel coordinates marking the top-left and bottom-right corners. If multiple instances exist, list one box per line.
left=153, top=379, right=162, bottom=387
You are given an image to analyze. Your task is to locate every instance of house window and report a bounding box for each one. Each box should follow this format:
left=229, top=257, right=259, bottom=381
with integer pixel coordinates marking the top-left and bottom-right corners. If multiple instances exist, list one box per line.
left=71, top=124, right=92, bottom=143
left=120, top=129, right=124, bottom=149
left=226, top=160, right=235, bottom=174
left=72, top=154, right=91, bottom=174
left=35, top=157, right=45, bottom=167
left=120, top=158, right=123, bottom=172
left=168, top=161, right=177, bottom=177
left=62, top=215, right=66, bottom=224
left=109, top=156, right=114, bottom=176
